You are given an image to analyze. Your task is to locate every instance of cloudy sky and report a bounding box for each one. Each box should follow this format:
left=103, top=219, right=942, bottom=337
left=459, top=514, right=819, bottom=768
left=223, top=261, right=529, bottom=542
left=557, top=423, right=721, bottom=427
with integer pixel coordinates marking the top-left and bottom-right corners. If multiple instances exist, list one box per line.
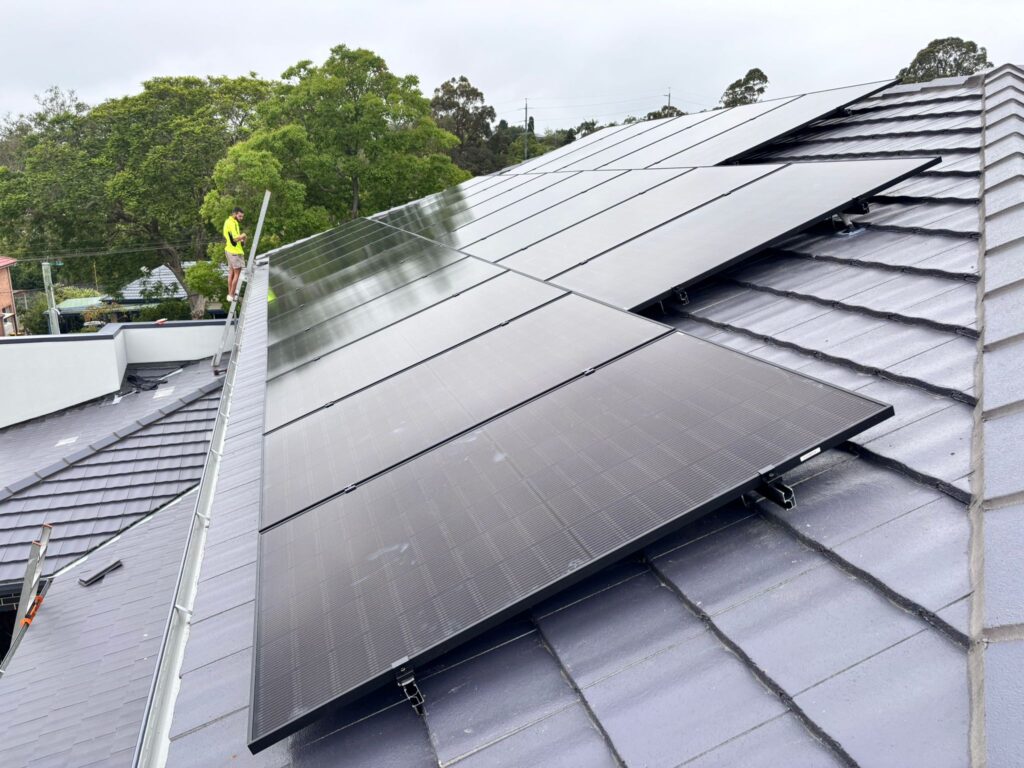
left=4, top=0, right=1022, bottom=130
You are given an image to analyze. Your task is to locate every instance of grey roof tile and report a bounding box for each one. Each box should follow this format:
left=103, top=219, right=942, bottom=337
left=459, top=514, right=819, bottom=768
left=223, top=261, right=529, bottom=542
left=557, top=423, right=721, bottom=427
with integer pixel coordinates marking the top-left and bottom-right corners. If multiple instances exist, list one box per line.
left=291, top=702, right=437, bottom=768
left=682, top=714, right=843, bottom=768
left=984, top=640, right=1024, bottom=768
left=420, top=631, right=577, bottom=765
left=660, top=533, right=924, bottom=694
left=446, top=702, right=619, bottom=768
left=984, top=282, right=1024, bottom=346
left=535, top=569, right=704, bottom=687
left=793, top=631, right=968, bottom=768
left=0, top=490, right=196, bottom=768
left=983, top=504, right=1024, bottom=628
left=831, top=494, right=969, bottom=614
left=983, top=409, right=1024, bottom=500
left=651, top=513, right=819, bottom=616
left=580, top=628, right=786, bottom=766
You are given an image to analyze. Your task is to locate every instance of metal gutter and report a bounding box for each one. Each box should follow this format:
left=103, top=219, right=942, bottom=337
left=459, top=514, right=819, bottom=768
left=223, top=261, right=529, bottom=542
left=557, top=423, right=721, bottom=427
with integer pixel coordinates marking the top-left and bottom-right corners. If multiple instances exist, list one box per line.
left=132, top=192, right=271, bottom=768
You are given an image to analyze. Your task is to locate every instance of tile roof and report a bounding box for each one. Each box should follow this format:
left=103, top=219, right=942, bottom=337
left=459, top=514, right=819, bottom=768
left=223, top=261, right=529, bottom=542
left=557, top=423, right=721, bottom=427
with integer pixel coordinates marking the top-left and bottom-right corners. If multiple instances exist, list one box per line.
left=0, top=361, right=221, bottom=584
left=0, top=489, right=197, bottom=768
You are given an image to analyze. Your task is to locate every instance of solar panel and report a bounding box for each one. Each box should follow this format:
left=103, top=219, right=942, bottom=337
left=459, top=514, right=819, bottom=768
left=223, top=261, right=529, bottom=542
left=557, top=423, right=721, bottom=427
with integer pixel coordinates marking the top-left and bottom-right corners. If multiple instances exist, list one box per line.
left=648, top=81, right=890, bottom=168
left=249, top=331, right=893, bottom=751
left=268, top=237, right=467, bottom=345
left=262, top=295, right=666, bottom=527
left=500, top=165, right=772, bottom=279
left=556, top=104, right=792, bottom=172
left=444, top=170, right=625, bottom=250
left=266, top=257, right=503, bottom=379
left=552, top=157, right=937, bottom=309
left=265, top=271, right=565, bottom=430
left=461, top=169, right=684, bottom=261
left=499, top=121, right=635, bottom=175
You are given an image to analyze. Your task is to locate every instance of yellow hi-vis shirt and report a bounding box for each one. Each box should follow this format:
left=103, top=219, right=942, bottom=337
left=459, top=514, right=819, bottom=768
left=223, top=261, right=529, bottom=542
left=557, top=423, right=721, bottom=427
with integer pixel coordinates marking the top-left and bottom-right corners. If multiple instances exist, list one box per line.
left=223, top=216, right=244, bottom=255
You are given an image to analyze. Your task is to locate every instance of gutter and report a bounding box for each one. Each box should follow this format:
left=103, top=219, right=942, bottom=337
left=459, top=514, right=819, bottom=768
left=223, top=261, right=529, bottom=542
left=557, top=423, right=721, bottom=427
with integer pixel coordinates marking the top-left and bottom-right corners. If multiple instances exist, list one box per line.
left=132, top=192, right=271, bottom=768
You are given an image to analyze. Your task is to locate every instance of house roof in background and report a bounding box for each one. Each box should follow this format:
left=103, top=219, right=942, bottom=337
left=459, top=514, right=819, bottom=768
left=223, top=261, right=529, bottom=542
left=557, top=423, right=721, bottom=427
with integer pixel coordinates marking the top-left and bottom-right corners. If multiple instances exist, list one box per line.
left=0, top=360, right=220, bottom=584
left=120, top=265, right=187, bottom=302
left=0, top=257, right=17, bottom=270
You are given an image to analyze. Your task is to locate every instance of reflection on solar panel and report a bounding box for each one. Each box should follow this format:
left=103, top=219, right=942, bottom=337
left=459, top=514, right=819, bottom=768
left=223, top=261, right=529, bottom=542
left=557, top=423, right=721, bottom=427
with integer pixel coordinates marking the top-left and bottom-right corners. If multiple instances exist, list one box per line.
left=249, top=332, right=893, bottom=751
left=248, top=76, right=916, bottom=753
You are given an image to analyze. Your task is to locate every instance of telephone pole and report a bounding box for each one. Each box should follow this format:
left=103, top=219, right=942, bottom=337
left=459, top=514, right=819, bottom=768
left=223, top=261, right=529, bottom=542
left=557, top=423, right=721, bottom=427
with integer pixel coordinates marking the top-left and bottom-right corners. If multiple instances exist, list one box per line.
left=664, top=87, right=672, bottom=108
left=523, top=98, right=529, bottom=161
left=41, top=261, right=60, bottom=335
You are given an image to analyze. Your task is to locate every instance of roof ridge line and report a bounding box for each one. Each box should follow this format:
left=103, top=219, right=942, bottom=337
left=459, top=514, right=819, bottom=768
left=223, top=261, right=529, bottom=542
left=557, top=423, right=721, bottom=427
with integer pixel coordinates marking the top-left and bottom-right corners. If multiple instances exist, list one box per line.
left=0, top=378, right=222, bottom=503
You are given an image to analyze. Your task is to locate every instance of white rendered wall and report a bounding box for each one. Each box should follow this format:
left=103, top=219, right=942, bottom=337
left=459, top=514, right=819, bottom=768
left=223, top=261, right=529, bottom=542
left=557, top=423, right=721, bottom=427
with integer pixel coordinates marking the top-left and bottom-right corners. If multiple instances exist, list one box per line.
left=0, top=321, right=231, bottom=428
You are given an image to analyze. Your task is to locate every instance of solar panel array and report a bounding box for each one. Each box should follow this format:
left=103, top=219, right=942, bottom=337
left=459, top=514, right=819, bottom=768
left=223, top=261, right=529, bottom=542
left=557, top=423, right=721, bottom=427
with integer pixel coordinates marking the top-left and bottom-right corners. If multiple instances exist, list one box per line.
left=249, top=79, right=922, bottom=751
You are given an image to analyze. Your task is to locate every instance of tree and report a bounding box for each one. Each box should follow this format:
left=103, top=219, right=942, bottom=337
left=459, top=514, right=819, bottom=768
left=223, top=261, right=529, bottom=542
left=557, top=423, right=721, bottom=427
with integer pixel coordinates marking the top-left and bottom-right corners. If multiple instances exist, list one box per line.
left=235, top=45, right=468, bottom=226
left=431, top=76, right=499, bottom=175
left=645, top=105, right=685, bottom=120
left=898, top=38, right=992, bottom=83
left=720, top=68, right=769, bottom=107
left=0, top=76, right=271, bottom=317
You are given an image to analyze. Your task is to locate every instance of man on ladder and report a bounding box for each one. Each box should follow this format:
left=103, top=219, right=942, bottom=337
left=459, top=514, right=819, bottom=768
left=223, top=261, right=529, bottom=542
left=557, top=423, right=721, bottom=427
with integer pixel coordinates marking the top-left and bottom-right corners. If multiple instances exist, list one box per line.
left=223, top=207, right=247, bottom=302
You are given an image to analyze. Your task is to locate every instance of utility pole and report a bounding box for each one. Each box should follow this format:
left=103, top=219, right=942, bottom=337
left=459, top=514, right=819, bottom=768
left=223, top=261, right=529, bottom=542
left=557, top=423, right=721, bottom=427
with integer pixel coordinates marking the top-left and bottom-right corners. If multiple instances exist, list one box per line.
left=524, top=98, right=529, bottom=162
left=664, top=87, right=672, bottom=108
left=41, top=261, right=60, bottom=335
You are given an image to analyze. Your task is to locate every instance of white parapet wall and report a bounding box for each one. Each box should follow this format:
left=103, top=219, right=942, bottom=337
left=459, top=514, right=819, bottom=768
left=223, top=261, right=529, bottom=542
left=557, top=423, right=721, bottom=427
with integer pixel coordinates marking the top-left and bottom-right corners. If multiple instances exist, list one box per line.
left=0, top=320, right=233, bottom=428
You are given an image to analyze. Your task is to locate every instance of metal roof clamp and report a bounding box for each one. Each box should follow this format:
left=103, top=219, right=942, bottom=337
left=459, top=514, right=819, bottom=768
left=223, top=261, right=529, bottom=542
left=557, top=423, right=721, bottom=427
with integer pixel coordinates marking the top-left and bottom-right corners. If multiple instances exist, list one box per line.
left=756, top=466, right=796, bottom=511
left=393, top=661, right=425, bottom=716
left=673, top=287, right=689, bottom=305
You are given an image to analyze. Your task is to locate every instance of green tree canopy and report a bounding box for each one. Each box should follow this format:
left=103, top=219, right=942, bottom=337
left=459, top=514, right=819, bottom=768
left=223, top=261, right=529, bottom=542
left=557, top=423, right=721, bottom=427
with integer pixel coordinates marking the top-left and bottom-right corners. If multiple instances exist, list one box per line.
left=898, top=37, right=992, bottom=83
left=431, top=76, right=499, bottom=175
left=211, top=44, right=468, bottom=237
left=720, top=68, right=769, bottom=107
left=0, top=76, right=270, bottom=317
left=645, top=105, right=686, bottom=120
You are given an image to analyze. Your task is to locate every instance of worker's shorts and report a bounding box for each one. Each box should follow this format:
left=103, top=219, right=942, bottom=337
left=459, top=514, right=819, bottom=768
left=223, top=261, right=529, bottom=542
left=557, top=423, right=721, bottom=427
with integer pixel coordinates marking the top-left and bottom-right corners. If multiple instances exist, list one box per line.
left=226, top=251, right=245, bottom=270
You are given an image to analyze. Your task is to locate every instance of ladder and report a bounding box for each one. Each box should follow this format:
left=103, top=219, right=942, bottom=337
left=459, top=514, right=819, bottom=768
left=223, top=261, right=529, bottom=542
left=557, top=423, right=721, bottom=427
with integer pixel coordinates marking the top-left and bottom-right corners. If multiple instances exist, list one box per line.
left=0, top=524, right=53, bottom=676
left=213, top=190, right=271, bottom=372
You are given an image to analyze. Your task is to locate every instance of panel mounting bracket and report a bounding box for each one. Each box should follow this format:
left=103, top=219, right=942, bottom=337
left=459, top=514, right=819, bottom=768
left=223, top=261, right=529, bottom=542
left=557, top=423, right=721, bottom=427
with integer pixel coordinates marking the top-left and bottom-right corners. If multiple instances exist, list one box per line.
left=756, top=471, right=795, bottom=511
left=395, top=664, right=425, bottom=716
left=673, top=287, right=689, bottom=305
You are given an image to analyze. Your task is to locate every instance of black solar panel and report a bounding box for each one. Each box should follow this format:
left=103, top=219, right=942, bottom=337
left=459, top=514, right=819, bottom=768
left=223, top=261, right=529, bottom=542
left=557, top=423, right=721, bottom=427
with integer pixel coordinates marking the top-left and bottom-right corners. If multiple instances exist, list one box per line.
left=265, top=271, right=564, bottom=430
left=262, top=295, right=667, bottom=527
left=249, top=332, right=893, bottom=751
left=552, top=157, right=937, bottom=309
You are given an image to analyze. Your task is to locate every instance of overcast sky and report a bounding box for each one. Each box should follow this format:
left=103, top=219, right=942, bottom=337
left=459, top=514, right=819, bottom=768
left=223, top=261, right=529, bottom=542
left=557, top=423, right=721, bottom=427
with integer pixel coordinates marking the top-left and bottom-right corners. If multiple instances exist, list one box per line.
left=4, top=0, right=1022, bottom=131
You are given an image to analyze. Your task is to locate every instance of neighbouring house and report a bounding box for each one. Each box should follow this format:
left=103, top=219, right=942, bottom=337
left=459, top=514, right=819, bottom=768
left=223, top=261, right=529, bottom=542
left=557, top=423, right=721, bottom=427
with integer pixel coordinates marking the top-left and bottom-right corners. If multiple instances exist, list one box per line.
left=0, top=65, right=1022, bottom=768
left=0, top=257, right=19, bottom=337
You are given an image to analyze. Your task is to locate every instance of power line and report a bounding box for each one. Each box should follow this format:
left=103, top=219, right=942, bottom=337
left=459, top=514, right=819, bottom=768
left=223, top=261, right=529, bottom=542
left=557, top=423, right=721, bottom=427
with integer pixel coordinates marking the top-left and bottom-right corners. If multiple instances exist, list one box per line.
left=5, top=240, right=216, bottom=263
